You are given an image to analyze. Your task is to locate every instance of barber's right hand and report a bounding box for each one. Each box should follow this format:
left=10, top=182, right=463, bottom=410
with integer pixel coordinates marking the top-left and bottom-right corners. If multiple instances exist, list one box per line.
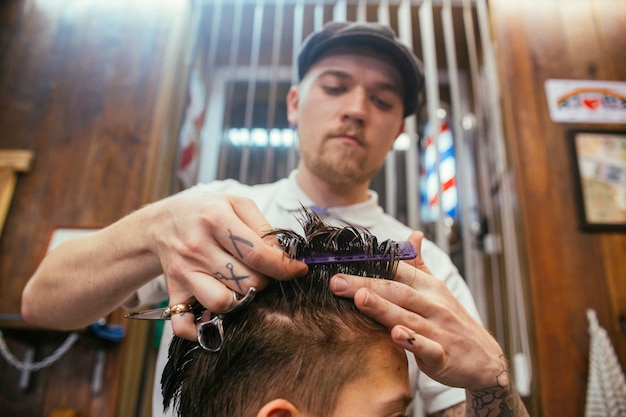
left=330, top=231, right=507, bottom=393
left=146, top=191, right=308, bottom=340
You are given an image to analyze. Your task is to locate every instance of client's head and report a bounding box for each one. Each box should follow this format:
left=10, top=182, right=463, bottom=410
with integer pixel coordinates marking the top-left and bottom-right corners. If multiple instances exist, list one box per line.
left=161, top=209, right=412, bottom=417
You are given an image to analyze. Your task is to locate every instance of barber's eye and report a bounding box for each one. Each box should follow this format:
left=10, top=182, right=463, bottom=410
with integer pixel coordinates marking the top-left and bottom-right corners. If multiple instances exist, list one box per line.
left=371, top=95, right=392, bottom=110
left=323, top=85, right=345, bottom=95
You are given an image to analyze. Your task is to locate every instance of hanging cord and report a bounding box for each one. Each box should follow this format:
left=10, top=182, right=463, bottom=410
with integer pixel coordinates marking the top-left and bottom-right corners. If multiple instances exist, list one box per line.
left=0, top=329, right=79, bottom=371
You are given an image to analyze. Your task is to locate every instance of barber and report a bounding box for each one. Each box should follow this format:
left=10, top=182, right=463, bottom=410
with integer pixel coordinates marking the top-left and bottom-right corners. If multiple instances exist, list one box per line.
left=23, top=21, right=528, bottom=416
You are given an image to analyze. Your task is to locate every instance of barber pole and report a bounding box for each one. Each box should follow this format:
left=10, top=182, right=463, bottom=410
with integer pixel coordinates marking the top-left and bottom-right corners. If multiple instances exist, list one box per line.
left=421, top=120, right=458, bottom=222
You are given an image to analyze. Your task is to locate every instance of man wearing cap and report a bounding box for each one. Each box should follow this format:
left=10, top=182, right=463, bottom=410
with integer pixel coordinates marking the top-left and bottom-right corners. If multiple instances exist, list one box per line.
left=22, top=22, right=529, bottom=417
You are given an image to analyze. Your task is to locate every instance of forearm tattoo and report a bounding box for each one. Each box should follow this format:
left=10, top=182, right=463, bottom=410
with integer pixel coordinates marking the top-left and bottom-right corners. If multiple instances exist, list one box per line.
left=427, top=355, right=529, bottom=417
left=465, top=355, right=529, bottom=417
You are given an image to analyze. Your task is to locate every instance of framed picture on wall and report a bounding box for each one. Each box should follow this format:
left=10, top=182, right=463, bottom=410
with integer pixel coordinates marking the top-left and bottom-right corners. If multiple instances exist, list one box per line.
left=567, top=129, right=626, bottom=231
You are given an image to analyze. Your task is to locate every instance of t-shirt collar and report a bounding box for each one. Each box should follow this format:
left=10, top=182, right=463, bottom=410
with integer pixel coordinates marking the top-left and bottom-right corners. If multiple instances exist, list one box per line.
left=275, top=170, right=384, bottom=229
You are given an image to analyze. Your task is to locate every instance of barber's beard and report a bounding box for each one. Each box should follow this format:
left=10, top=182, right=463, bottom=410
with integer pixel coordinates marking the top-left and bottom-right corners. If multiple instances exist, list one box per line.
left=306, top=145, right=377, bottom=189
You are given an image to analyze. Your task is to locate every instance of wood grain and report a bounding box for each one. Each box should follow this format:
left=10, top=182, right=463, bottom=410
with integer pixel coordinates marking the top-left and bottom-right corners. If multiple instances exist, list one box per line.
left=0, top=1, right=190, bottom=416
left=490, top=0, right=626, bottom=415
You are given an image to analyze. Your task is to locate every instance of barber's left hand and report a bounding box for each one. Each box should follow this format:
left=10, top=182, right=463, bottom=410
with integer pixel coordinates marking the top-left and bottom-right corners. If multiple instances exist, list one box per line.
left=329, top=231, right=508, bottom=393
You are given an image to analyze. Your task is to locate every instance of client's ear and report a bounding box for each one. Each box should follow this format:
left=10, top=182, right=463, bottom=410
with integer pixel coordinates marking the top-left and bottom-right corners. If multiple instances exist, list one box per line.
left=257, top=398, right=303, bottom=417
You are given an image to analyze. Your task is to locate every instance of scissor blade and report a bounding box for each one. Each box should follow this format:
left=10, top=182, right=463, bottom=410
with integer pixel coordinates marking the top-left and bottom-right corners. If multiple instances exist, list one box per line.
left=124, top=308, right=170, bottom=320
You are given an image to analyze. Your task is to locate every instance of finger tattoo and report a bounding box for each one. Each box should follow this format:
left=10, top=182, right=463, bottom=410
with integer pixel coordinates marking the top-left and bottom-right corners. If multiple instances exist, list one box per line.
left=214, top=262, right=249, bottom=292
left=228, top=229, right=254, bottom=258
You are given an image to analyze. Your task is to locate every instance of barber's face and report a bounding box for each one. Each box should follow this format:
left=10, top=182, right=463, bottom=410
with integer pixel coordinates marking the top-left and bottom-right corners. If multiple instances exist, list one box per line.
left=329, top=342, right=411, bottom=417
left=287, top=49, right=406, bottom=189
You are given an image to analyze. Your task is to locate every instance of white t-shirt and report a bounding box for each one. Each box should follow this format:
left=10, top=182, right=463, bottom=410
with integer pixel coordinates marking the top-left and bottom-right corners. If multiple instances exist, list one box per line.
left=131, top=170, right=481, bottom=416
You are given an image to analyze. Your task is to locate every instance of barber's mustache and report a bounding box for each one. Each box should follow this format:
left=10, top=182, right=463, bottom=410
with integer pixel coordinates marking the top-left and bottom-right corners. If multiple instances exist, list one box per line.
left=325, top=126, right=365, bottom=146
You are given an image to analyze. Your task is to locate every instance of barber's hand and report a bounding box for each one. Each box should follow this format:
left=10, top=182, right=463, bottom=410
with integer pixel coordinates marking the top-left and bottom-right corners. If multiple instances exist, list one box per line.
left=330, top=231, right=507, bottom=393
left=148, top=191, right=308, bottom=340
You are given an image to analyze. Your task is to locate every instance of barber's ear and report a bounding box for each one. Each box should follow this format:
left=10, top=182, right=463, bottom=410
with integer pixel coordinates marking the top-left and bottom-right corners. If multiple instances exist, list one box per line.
left=397, top=120, right=406, bottom=138
left=286, top=86, right=300, bottom=125
left=256, top=398, right=304, bottom=417
left=391, top=121, right=406, bottom=151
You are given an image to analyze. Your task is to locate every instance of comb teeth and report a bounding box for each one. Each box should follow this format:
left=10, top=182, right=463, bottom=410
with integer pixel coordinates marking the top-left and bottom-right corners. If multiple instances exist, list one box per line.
left=299, top=241, right=416, bottom=265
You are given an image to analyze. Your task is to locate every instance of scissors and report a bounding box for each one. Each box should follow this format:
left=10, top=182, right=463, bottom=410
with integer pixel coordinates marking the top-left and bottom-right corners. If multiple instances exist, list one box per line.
left=125, top=287, right=256, bottom=352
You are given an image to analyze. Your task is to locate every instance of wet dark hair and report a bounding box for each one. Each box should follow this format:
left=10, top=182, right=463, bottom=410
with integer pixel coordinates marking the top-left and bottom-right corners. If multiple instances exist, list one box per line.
left=161, top=209, right=402, bottom=417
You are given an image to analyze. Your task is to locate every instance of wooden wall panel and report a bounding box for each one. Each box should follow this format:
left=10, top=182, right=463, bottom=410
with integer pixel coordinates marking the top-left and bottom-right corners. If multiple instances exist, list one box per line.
left=489, top=0, right=626, bottom=416
left=0, top=1, right=191, bottom=416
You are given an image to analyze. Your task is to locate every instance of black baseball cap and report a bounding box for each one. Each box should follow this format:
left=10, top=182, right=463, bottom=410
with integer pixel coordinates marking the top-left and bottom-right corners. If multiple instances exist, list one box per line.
left=298, top=21, right=424, bottom=117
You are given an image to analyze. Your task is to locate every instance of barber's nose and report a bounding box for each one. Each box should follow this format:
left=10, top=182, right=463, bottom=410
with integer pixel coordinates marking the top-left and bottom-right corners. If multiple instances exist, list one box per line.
left=341, top=88, right=368, bottom=127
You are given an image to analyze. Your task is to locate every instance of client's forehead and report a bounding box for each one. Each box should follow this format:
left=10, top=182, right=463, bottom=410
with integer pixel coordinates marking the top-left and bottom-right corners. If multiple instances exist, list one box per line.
left=330, top=342, right=411, bottom=417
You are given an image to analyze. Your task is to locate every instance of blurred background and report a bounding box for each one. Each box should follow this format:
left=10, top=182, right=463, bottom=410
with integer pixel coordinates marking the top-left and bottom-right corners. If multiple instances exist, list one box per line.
left=0, top=1, right=624, bottom=416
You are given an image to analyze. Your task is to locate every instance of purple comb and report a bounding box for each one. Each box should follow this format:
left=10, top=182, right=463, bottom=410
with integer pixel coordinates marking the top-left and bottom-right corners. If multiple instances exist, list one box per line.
left=299, top=241, right=416, bottom=265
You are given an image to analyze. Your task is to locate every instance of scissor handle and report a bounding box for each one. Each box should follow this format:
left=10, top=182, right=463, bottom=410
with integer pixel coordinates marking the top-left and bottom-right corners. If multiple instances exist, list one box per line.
left=194, top=287, right=257, bottom=352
